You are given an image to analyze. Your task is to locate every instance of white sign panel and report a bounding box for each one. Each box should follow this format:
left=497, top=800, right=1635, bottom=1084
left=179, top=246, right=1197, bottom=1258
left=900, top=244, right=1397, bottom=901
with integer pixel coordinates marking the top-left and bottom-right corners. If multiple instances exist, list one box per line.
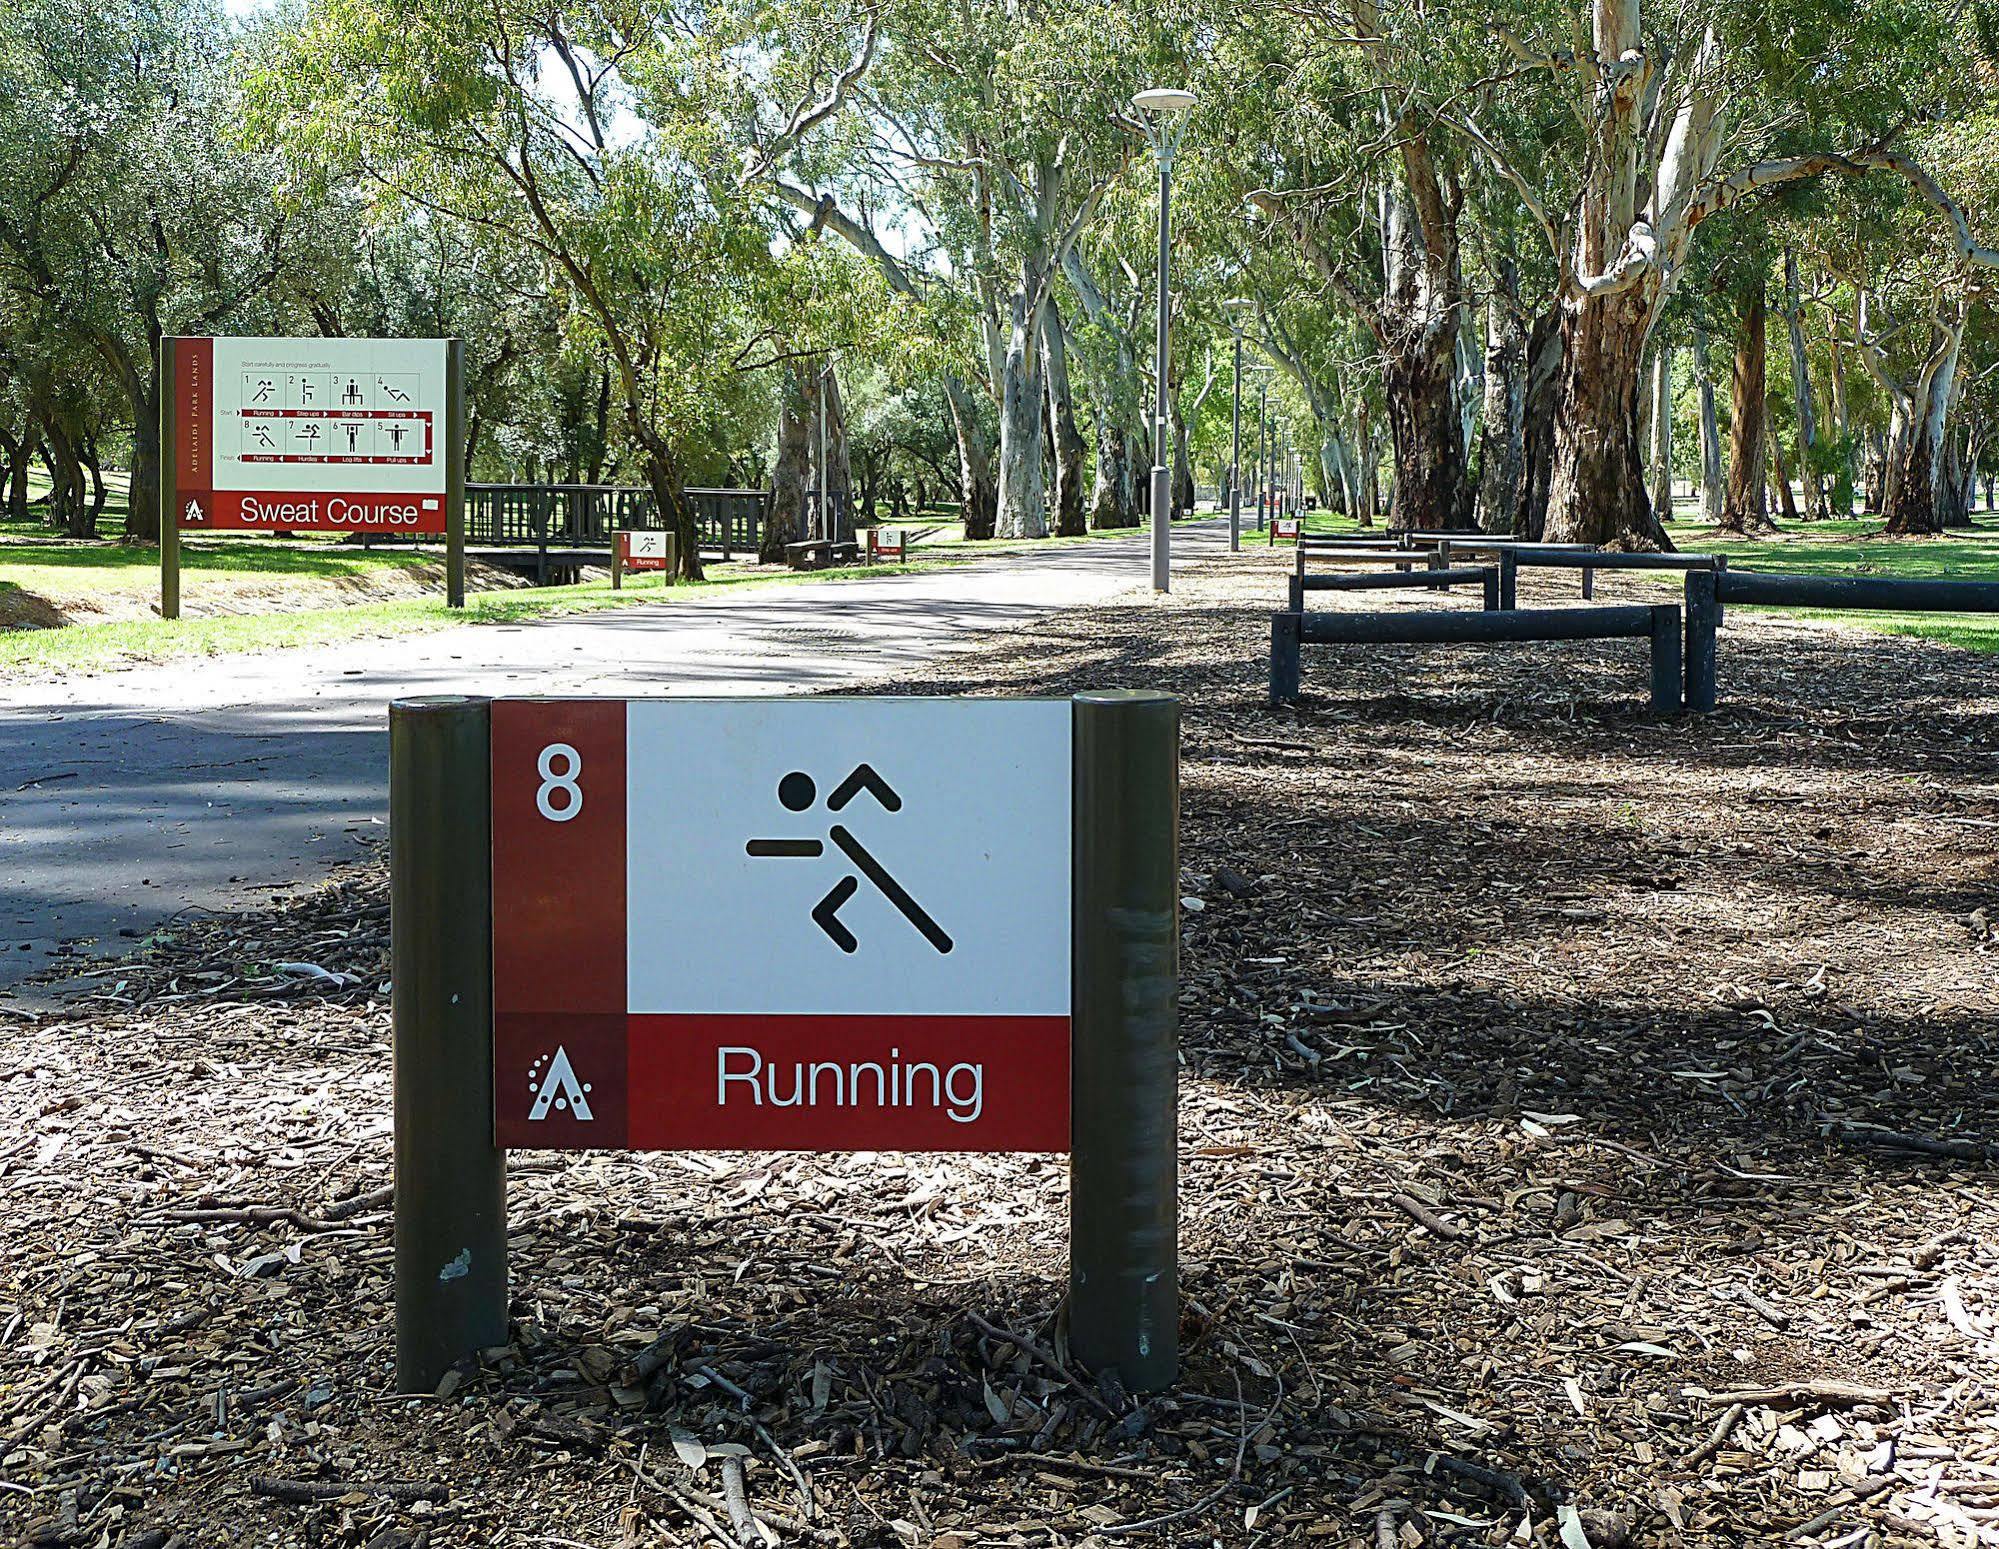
left=628, top=699, right=1070, bottom=1014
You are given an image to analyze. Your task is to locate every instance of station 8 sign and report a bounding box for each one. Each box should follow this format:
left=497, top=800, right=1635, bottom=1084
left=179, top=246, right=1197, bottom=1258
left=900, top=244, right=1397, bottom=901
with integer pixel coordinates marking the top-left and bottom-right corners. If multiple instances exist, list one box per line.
left=174, top=337, right=448, bottom=533
left=491, top=699, right=1073, bottom=1152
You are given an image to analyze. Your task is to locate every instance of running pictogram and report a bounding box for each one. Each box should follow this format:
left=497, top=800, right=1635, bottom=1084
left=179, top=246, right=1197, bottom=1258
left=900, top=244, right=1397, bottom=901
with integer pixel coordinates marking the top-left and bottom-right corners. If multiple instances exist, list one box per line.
left=747, top=764, right=953, bottom=955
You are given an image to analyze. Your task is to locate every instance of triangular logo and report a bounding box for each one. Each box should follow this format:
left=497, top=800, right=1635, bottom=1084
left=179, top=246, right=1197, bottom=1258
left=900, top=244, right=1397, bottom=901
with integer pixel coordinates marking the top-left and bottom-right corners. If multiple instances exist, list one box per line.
left=184, top=499, right=204, bottom=525
left=526, top=1045, right=594, bottom=1121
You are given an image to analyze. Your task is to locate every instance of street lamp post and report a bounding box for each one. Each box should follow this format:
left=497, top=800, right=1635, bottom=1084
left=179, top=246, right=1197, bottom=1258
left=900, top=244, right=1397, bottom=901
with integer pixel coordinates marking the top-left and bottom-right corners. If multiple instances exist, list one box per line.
left=1222, top=300, right=1252, bottom=553
left=1134, top=88, right=1196, bottom=593
left=1250, top=368, right=1273, bottom=534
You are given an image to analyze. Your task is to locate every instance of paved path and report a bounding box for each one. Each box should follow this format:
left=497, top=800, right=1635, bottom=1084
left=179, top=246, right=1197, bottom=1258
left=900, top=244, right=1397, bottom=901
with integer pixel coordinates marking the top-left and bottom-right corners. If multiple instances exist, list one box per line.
left=0, top=523, right=1229, bottom=996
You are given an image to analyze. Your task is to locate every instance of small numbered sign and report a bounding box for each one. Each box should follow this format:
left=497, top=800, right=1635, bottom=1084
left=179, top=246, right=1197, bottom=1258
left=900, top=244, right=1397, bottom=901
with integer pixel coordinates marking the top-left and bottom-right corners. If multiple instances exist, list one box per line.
left=490, top=699, right=1073, bottom=1153
left=617, top=530, right=672, bottom=571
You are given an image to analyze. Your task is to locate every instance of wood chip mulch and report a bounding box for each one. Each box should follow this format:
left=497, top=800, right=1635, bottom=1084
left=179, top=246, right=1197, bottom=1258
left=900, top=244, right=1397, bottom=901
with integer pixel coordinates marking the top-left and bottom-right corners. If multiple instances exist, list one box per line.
left=3, top=547, right=1998, bottom=1549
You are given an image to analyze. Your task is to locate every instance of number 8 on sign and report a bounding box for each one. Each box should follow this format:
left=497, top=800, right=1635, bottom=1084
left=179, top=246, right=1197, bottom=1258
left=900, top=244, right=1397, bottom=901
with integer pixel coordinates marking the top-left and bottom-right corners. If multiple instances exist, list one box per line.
left=536, top=743, right=583, bottom=822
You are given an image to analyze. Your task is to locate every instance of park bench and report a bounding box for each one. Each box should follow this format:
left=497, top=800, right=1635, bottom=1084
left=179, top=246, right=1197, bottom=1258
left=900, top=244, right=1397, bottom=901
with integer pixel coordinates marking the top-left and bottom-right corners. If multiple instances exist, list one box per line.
left=1270, top=602, right=1684, bottom=712
left=785, top=538, right=860, bottom=571
left=1287, top=564, right=1501, bottom=613
left=1684, top=569, right=1999, bottom=712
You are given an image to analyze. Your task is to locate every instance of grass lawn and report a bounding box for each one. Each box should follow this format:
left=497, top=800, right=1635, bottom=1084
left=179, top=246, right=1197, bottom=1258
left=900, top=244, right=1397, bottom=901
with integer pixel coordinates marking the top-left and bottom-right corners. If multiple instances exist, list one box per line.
left=1295, top=502, right=1999, bottom=654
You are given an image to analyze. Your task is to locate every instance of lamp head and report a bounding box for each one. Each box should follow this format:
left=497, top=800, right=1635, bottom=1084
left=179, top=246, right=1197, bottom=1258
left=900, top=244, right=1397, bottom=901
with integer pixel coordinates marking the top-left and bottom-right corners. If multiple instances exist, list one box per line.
left=1132, top=88, right=1197, bottom=116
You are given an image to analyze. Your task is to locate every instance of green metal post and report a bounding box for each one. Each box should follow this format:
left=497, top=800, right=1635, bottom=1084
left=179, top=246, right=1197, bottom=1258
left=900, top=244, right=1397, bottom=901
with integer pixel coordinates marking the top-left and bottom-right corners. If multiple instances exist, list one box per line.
left=392, top=695, right=507, bottom=1393
left=1069, top=690, right=1180, bottom=1392
left=160, top=339, right=181, bottom=622
left=446, top=340, right=467, bottom=609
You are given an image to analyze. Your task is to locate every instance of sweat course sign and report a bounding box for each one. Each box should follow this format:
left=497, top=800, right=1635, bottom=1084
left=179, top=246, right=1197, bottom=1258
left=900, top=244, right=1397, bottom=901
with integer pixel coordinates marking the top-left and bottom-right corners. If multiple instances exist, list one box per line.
left=490, top=697, right=1074, bottom=1152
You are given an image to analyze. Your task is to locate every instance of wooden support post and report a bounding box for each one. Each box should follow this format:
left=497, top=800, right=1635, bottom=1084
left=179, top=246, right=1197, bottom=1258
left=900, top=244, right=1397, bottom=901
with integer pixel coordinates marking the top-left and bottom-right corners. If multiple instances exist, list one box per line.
left=1497, top=549, right=1517, bottom=611
left=446, top=340, right=466, bottom=609
left=1685, top=570, right=1719, bottom=714
left=1649, top=604, right=1684, bottom=713
left=1069, top=691, right=1180, bottom=1393
left=160, top=338, right=181, bottom=622
left=1481, top=566, right=1500, bottom=612
left=1269, top=611, right=1303, bottom=704
left=392, top=696, right=508, bottom=1394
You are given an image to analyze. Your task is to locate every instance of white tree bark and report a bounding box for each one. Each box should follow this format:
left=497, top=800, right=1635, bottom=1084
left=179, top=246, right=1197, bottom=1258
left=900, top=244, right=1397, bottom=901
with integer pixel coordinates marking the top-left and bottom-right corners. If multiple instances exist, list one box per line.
left=1692, top=325, right=1724, bottom=523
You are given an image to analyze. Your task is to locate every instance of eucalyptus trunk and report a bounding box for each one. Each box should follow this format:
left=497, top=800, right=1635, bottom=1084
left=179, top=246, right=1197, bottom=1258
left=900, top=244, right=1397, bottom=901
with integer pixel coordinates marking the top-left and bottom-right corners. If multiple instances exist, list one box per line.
left=1042, top=302, right=1087, bottom=537
left=943, top=375, right=997, bottom=539
left=1519, top=308, right=1564, bottom=540
left=1648, top=347, right=1674, bottom=521
left=763, top=359, right=811, bottom=562
left=1693, top=324, right=1724, bottom=524
left=1721, top=292, right=1770, bottom=533
left=1477, top=270, right=1526, bottom=534
left=1766, top=407, right=1800, bottom=522
left=995, top=290, right=1047, bottom=538
left=1544, top=288, right=1666, bottom=548
left=820, top=368, right=856, bottom=544
left=1172, top=400, right=1195, bottom=517
left=1782, top=250, right=1825, bottom=518
left=1090, top=419, right=1137, bottom=530
left=1382, top=332, right=1465, bottom=531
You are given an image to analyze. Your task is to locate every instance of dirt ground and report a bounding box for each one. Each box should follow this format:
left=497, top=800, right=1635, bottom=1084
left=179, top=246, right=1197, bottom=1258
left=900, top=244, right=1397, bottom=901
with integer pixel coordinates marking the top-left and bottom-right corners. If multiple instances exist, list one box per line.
left=3, top=547, right=1998, bottom=1549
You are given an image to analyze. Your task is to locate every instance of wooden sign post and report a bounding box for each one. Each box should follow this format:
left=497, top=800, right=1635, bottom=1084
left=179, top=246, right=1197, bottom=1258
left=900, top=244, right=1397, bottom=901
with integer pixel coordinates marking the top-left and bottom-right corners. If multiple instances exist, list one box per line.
left=390, top=691, right=1181, bottom=1395
left=160, top=336, right=465, bottom=619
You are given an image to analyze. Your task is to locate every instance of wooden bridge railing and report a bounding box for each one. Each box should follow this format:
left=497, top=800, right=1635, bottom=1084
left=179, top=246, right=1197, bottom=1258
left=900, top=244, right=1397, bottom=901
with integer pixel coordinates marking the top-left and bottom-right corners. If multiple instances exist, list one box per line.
left=465, top=484, right=767, bottom=558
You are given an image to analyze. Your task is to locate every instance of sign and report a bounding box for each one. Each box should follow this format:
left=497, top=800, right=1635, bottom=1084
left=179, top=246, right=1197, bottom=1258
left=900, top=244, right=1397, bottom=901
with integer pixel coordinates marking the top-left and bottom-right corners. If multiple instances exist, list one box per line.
left=616, top=530, right=673, bottom=572
left=866, top=527, right=907, bottom=561
left=490, top=698, right=1073, bottom=1152
left=172, top=336, right=449, bottom=533
left=1274, top=516, right=1302, bottom=540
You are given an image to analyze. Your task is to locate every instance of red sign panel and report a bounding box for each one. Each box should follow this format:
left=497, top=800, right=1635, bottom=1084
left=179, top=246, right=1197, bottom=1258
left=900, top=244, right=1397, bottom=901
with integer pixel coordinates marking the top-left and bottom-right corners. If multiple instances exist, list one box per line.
left=490, top=698, right=1074, bottom=1153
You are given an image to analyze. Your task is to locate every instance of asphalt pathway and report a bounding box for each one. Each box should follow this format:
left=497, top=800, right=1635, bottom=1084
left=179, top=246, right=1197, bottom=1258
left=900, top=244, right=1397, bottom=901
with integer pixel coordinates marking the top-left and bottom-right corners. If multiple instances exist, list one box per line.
left=0, top=522, right=1231, bottom=996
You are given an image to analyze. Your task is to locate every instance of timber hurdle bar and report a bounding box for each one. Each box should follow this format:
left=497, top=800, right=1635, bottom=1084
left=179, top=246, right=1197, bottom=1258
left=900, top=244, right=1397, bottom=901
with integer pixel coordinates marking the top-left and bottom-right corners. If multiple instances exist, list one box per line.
left=1270, top=604, right=1684, bottom=712
left=1497, top=548, right=1725, bottom=614
left=1685, top=570, right=1999, bottom=713
left=1287, top=565, right=1501, bottom=613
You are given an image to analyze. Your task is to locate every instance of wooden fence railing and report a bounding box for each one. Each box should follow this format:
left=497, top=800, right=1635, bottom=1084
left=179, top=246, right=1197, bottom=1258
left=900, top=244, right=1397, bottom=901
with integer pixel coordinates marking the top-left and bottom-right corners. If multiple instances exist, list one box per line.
left=465, top=484, right=767, bottom=558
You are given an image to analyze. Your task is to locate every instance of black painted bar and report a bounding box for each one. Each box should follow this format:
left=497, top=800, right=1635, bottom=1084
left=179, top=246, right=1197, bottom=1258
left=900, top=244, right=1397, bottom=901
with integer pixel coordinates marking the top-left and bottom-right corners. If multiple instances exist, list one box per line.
left=1299, top=604, right=1662, bottom=644
left=1716, top=570, right=1999, bottom=611
left=1513, top=549, right=1722, bottom=570
left=1269, top=604, right=1682, bottom=711
left=1288, top=566, right=1499, bottom=613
